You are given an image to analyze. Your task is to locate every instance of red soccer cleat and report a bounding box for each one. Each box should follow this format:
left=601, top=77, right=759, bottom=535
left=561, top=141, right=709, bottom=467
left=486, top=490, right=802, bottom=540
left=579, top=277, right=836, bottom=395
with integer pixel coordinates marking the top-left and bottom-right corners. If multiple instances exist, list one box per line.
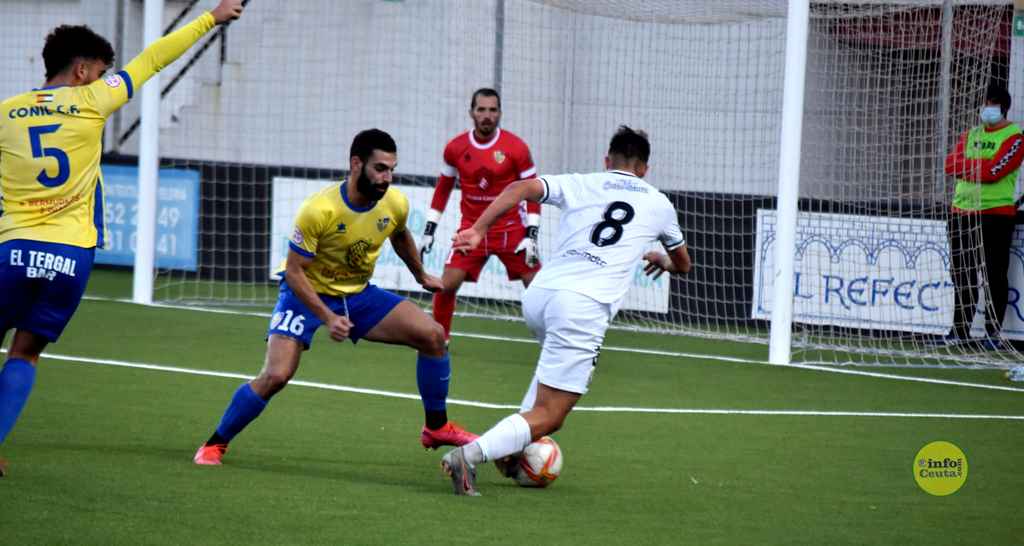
left=0, top=457, right=8, bottom=477
left=420, top=422, right=478, bottom=450
left=193, top=443, right=228, bottom=465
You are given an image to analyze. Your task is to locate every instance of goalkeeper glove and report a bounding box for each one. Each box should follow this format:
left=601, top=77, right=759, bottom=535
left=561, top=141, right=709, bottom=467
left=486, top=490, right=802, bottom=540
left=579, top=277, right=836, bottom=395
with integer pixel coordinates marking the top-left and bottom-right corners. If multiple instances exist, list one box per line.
left=515, top=225, right=540, bottom=268
left=419, top=209, right=443, bottom=261
left=419, top=221, right=438, bottom=261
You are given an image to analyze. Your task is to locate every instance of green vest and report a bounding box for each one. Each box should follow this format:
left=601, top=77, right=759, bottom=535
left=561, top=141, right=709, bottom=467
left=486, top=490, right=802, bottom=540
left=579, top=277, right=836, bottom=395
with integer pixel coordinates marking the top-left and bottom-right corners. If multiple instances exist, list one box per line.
left=952, top=122, right=1022, bottom=211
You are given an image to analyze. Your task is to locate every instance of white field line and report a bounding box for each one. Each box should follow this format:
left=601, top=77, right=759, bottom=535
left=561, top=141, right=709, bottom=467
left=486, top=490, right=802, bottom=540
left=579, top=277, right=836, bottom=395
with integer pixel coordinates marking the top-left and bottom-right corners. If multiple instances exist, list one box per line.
left=80, top=295, right=1024, bottom=394
left=18, top=350, right=1024, bottom=421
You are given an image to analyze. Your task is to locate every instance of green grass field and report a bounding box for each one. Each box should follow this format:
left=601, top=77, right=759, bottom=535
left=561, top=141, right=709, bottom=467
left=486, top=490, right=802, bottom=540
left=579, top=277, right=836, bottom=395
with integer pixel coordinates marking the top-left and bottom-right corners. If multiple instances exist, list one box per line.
left=1, top=270, right=1022, bottom=545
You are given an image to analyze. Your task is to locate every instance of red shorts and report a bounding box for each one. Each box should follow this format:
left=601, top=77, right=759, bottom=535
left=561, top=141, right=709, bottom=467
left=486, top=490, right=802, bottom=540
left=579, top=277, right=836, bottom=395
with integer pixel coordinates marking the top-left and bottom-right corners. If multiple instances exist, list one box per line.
left=446, top=227, right=541, bottom=282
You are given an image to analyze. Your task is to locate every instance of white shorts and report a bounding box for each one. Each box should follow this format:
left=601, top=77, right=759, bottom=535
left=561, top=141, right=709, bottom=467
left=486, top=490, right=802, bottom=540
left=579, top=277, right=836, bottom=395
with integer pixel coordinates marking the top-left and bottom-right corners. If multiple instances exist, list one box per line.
left=521, top=286, right=612, bottom=396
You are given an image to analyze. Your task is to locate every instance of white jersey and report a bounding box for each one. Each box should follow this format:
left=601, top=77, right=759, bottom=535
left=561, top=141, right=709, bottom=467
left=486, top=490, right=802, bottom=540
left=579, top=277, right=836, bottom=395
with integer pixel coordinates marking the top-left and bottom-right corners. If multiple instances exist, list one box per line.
left=531, top=170, right=685, bottom=305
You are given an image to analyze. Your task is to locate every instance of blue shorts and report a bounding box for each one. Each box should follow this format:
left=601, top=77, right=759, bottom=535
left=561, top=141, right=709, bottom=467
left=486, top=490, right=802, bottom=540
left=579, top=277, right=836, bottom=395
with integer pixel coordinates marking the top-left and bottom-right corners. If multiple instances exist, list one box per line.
left=0, top=239, right=95, bottom=342
left=267, top=281, right=404, bottom=349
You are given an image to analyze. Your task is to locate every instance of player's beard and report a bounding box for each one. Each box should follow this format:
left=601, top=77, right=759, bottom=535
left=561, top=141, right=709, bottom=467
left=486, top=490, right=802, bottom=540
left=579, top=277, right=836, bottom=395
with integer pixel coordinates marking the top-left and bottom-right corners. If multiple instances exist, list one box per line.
left=475, top=120, right=496, bottom=138
left=356, top=166, right=388, bottom=201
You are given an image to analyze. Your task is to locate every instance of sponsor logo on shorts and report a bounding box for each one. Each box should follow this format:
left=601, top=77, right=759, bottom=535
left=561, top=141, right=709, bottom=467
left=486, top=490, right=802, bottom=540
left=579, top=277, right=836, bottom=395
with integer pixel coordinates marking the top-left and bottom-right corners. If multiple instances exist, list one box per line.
left=10, top=248, right=78, bottom=281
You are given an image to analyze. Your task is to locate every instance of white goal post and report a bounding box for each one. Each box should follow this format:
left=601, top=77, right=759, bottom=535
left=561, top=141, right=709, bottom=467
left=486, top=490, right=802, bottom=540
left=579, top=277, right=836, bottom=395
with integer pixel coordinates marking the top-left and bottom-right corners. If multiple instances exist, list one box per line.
left=3, top=0, right=1014, bottom=367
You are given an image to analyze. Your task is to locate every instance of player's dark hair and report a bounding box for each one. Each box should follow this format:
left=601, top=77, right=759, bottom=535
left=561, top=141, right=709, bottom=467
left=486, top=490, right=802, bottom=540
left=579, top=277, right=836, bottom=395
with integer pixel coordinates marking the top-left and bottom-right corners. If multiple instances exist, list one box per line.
left=608, top=125, right=650, bottom=163
left=43, top=25, right=114, bottom=80
left=470, top=88, right=501, bottom=110
left=350, top=128, right=397, bottom=163
left=985, top=83, right=1012, bottom=116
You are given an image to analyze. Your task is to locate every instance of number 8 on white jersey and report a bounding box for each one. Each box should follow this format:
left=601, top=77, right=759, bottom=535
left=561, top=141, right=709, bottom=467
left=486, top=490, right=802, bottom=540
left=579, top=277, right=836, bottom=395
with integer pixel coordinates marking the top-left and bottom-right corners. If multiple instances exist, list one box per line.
left=529, top=170, right=685, bottom=307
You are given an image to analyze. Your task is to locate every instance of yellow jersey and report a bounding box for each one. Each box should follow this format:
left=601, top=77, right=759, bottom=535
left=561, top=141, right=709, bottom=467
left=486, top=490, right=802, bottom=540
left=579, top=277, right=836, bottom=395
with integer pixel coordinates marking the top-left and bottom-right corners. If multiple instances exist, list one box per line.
left=282, top=182, right=409, bottom=296
left=0, top=12, right=216, bottom=248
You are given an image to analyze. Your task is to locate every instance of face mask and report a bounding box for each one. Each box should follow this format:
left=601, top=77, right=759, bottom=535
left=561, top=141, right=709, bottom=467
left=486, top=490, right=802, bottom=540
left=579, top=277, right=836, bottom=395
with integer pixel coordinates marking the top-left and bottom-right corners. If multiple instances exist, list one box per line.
left=980, top=105, right=1004, bottom=125
left=356, top=165, right=388, bottom=201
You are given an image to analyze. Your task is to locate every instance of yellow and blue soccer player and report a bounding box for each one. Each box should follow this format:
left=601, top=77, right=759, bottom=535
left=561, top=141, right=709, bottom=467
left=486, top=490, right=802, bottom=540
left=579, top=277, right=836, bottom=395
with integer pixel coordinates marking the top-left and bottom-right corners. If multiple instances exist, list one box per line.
left=193, top=129, right=478, bottom=466
left=0, top=0, right=245, bottom=477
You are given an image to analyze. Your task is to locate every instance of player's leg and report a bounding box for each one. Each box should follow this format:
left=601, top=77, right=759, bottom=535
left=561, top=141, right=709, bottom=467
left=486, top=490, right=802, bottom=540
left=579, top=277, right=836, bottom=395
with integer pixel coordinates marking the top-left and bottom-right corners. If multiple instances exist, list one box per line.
left=444, top=386, right=578, bottom=496
left=195, top=282, right=327, bottom=465
left=433, top=246, right=487, bottom=345
left=194, top=335, right=302, bottom=465
left=948, top=215, right=979, bottom=340
left=358, top=289, right=476, bottom=448
left=432, top=265, right=468, bottom=345
left=517, top=288, right=549, bottom=412
left=981, top=215, right=1015, bottom=342
left=467, top=287, right=599, bottom=462
left=444, top=288, right=608, bottom=495
left=0, top=330, right=48, bottom=449
left=0, top=240, right=93, bottom=477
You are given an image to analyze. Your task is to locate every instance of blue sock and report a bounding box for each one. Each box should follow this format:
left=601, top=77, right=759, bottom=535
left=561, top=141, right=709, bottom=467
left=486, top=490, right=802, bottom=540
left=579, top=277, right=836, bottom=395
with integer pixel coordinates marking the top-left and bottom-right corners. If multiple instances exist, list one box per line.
left=0, top=359, right=36, bottom=444
left=214, top=383, right=268, bottom=443
left=416, top=353, right=450, bottom=413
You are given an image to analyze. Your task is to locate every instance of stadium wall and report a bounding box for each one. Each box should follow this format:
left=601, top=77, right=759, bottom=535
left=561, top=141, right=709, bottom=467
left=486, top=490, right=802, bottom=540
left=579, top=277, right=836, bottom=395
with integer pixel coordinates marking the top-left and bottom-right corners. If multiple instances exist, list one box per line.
left=4, top=2, right=1016, bottom=199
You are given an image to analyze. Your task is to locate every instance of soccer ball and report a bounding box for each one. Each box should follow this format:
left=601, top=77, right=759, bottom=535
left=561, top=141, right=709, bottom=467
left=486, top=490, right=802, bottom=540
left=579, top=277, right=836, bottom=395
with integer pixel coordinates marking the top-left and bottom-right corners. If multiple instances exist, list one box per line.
left=514, top=436, right=563, bottom=488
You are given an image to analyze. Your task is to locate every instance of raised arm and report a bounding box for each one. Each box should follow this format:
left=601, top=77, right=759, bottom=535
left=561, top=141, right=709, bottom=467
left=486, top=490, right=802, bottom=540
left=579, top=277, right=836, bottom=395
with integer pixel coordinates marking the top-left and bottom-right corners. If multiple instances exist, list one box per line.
left=123, top=0, right=242, bottom=90
left=453, top=178, right=545, bottom=252
left=88, top=0, right=243, bottom=117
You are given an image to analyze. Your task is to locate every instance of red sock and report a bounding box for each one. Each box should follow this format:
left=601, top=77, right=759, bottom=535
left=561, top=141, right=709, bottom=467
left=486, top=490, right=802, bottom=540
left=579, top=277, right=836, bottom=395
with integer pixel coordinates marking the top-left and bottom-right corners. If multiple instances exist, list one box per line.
left=433, top=291, right=456, bottom=340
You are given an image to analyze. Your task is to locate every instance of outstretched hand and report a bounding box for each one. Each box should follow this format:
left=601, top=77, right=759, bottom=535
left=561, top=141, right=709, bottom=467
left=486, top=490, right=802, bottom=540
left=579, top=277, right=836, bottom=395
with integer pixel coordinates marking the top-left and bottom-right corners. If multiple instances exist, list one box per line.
left=452, top=228, right=484, bottom=254
left=211, top=0, right=244, bottom=24
left=418, top=273, right=444, bottom=293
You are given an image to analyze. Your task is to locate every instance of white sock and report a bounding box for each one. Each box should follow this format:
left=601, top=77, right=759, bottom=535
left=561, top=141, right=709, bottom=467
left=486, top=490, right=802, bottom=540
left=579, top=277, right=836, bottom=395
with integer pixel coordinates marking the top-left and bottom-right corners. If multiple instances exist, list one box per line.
left=466, top=413, right=532, bottom=465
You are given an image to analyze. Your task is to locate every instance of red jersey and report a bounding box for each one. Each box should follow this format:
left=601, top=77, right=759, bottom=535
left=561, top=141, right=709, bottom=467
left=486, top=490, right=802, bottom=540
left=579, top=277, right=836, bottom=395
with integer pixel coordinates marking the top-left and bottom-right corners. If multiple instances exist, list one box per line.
left=430, top=128, right=539, bottom=232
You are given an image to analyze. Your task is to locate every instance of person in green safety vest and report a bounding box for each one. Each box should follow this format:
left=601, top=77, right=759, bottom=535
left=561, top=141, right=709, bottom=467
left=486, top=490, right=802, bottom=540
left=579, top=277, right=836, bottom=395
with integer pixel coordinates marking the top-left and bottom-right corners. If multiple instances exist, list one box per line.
left=944, top=84, right=1023, bottom=352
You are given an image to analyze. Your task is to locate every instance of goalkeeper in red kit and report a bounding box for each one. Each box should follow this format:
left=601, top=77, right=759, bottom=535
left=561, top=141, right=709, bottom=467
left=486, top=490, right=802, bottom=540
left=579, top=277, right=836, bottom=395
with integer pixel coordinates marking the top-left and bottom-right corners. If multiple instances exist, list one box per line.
left=419, top=88, right=541, bottom=345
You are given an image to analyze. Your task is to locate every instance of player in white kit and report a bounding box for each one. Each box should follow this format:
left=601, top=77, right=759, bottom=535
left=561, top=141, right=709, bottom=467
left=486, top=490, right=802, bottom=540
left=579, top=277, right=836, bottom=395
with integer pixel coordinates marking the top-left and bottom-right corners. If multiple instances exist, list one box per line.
left=440, top=126, right=692, bottom=495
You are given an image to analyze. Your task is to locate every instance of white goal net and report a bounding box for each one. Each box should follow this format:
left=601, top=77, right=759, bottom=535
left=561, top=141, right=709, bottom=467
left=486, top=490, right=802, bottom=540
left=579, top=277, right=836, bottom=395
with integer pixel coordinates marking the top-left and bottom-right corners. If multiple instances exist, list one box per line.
left=2, top=0, right=1018, bottom=367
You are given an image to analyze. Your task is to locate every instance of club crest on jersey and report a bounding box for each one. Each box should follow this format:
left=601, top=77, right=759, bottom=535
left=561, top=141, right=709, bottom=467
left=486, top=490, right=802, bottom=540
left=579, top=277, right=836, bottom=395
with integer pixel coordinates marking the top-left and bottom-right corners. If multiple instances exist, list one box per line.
left=479, top=177, right=490, bottom=190
left=103, top=74, right=122, bottom=88
left=337, top=222, right=347, bottom=233
left=376, top=217, right=390, bottom=232
left=291, top=227, right=304, bottom=244
left=344, top=240, right=372, bottom=269
left=493, top=150, right=506, bottom=164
